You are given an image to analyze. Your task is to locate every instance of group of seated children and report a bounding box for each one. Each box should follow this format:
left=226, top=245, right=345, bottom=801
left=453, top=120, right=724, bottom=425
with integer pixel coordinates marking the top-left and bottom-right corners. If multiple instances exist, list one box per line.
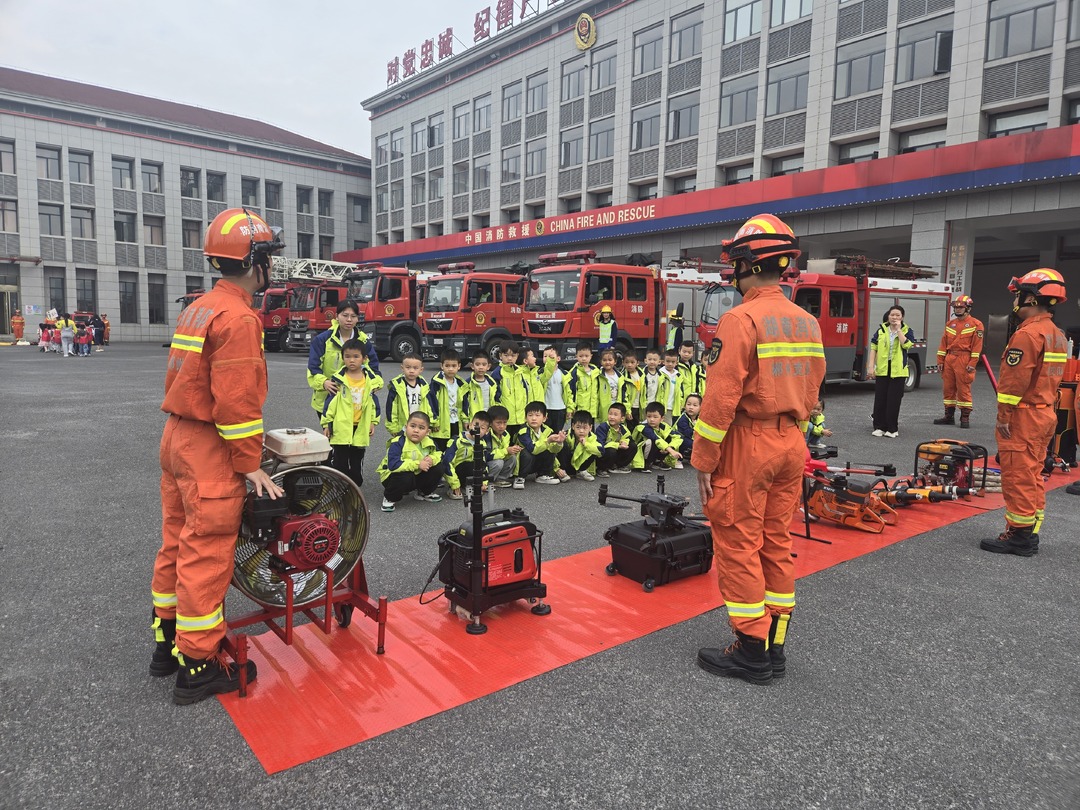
left=319, top=336, right=708, bottom=513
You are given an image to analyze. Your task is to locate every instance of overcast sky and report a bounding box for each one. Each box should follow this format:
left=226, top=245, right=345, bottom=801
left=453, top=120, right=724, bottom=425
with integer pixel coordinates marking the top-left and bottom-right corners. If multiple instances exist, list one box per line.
left=0, top=0, right=511, bottom=158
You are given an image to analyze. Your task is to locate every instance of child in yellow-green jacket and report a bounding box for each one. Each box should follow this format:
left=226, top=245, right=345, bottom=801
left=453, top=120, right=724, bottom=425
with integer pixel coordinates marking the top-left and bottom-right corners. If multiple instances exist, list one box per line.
left=376, top=412, right=444, bottom=512
left=321, top=338, right=384, bottom=490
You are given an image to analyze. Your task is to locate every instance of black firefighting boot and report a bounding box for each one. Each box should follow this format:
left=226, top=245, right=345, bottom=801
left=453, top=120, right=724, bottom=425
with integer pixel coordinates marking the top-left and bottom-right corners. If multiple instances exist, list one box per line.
left=933, top=407, right=956, bottom=426
left=697, top=632, right=773, bottom=685
left=149, top=612, right=178, bottom=677
left=768, top=614, right=790, bottom=679
left=979, top=526, right=1037, bottom=557
left=959, top=409, right=971, bottom=429
left=172, top=652, right=257, bottom=705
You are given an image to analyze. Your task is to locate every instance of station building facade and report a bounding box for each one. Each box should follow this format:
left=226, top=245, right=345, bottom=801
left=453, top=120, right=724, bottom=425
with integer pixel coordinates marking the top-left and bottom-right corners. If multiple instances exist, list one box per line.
left=0, top=67, right=372, bottom=342
left=350, top=0, right=1080, bottom=333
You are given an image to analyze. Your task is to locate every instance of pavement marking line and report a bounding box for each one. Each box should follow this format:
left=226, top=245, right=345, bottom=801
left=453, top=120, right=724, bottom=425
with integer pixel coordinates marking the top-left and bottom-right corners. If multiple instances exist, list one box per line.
left=219, top=471, right=1080, bottom=774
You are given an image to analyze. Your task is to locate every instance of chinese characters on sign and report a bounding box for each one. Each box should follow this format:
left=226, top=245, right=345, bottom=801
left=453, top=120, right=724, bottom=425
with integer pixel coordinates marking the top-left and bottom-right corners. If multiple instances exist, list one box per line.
left=388, top=29, right=453, bottom=87
left=461, top=203, right=659, bottom=246
left=946, top=244, right=966, bottom=294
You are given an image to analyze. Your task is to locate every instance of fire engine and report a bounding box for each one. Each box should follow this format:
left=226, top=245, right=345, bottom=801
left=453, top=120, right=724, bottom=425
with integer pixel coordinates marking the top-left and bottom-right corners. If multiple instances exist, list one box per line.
left=280, top=258, right=357, bottom=351
left=419, top=261, right=527, bottom=361
left=521, top=250, right=708, bottom=362
left=695, top=255, right=953, bottom=391
left=342, top=261, right=431, bottom=361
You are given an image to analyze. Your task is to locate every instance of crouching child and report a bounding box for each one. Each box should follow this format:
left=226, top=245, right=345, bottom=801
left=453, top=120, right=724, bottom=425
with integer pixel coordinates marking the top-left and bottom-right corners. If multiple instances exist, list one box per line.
left=632, top=401, right=683, bottom=471
left=376, top=411, right=444, bottom=512
left=556, top=410, right=602, bottom=481
left=514, top=401, right=567, bottom=488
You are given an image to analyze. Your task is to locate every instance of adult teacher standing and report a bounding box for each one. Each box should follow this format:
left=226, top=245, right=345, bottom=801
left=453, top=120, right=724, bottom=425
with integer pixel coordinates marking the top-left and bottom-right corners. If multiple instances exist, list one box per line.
left=866, top=305, right=915, bottom=439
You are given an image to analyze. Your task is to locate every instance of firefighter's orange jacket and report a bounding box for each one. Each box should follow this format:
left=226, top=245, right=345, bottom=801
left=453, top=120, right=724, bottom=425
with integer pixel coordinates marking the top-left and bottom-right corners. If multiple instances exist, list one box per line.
left=996, top=312, right=1068, bottom=423
left=162, top=279, right=266, bottom=474
left=692, top=285, right=825, bottom=471
left=937, top=315, right=984, bottom=363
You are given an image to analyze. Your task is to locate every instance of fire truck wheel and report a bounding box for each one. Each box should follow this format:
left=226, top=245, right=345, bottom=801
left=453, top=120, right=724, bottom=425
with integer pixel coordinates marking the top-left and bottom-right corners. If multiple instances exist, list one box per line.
left=391, top=333, right=420, bottom=362
left=614, top=341, right=634, bottom=366
left=904, top=363, right=921, bottom=393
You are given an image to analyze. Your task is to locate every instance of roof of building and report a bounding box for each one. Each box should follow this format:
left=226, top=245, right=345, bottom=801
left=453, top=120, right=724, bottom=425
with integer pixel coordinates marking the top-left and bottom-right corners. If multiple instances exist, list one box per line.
left=0, top=66, right=366, bottom=163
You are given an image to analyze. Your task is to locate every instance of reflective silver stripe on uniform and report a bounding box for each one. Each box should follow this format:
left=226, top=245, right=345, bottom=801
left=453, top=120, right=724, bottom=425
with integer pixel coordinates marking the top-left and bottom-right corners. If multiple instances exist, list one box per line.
left=175, top=605, right=224, bottom=632
left=215, top=419, right=264, bottom=440
left=170, top=333, right=205, bottom=353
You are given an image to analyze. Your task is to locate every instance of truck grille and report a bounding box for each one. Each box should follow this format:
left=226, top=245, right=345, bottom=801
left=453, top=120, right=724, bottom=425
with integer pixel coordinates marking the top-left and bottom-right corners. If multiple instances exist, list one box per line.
left=425, top=318, right=453, bottom=332
left=526, top=319, right=566, bottom=336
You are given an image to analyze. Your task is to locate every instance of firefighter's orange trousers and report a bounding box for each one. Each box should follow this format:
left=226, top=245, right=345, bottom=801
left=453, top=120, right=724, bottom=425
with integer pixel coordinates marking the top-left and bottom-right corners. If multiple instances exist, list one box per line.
left=152, top=415, right=246, bottom=660
left=703, top=417, right=804, bottom=641
left=942, top=353, right=975, bottom=410
left=999, top=409, right=1056, bottom=533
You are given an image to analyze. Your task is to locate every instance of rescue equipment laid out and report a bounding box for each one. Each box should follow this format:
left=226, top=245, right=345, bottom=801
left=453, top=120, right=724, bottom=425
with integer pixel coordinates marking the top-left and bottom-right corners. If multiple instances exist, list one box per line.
left=599, top=477, right=713, bottom=592
left=226, top=427, right=387, bottom=695
left=804, top=471, right=898, bottom=534
left=914, top=439, right=989, bottom=495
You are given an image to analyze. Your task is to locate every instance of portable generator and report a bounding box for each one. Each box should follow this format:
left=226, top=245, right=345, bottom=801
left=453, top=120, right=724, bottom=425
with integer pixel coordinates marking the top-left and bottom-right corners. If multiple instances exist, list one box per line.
left=914, top=439, right=988, bottom=494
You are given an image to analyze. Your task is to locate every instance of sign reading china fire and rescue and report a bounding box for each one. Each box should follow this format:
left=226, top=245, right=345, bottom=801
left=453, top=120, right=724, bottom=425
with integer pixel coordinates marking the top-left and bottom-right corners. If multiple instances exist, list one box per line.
left=462, top=203, right=658, bottom=246
left=388, top=0, right=566, bottom=86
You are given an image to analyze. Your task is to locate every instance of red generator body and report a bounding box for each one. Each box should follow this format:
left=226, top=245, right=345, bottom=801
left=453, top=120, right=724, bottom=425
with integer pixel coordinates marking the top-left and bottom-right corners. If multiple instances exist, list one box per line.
left=441, top=509, right=539, bottom=591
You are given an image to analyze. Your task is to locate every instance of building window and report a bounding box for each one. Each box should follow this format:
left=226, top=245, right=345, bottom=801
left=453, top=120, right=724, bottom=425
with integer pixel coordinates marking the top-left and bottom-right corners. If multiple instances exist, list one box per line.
left=180, top=168, right=200, bottom=199
left=412, top=121, right=427, bottom=154
left=453, top=162, right=469, bottom=195
left=69, top=152, right=92, bottom=184
left=0, top=200, right=16, bottom=232
left=242, top=177, right=260, bottom=207
left=474, top=96, right=492, bottom=133
left=634, top=26, right=664, bottom=75
left=1069, top=99, right=1080, bottom=125
left=771, top=153, right=804, bottom=176
left=76, top=271, right=97, bottom=313
left=838, top=139, right=878, bottom=164
left=114, top=212, right=136, bottom=243
left=48, top=275, right=66, bottom=313
left=725, top=164, right=754, bottom=184
left=767, top=57, right=809, bottom=115
left=987, top=0, right=1054, bottom=61
left=631, top=103, right=662, bottom=150
left=182, top=219, right=201, bottom=249
left=502, top=146, right=522, bottom=182
left=71, top=208, right=95, bottom=239
left=185, top=276, right=204, bottom=293
left=988, top=107, right=1047, bottom=138
left=897, top=17, right=953, bottom=84
left=503, top=83, right=523, bottom=120
left=635, top=182, right=659, bottom=200
left=350, top=196, right=369, bottom=223
left=473, top=158, right=491, bottom=190
left=527, top=74, right=548, bottom=113
left=668, top=93, right=700, bottom=141
left=390, top=181, right=404, bottom=209
left=148, top=274, right=167, bottom=324
left=412, top=174, right=427, bottom=204
left=562, top=59, right=588, bottom=100
left=142, top=162, right=162, bottom=194
left=561, top=128, right=583, bottom=167
left=206, top=172, right=226, bottom=202
left=0, top=140, right=14, bottom=174
left=390, top=129, right=404, bottom=160
left=592, top=191, right=613, bottom=208
left=318, top=189, right=333, bottom=217
left=898, top=126, right=947, bottom=152
left=376, top=188, right=388, bottom=214
left=37, top=146, right=61, bottom=180
left=429, top=169, right=444, bottom=200
left=112, top=157, right=134, bottom=190
left=375, top=134, right=390, bottom=165
left=525, top=139, right=546, bottom=177
left=589, top=119, right=615, bottom=160
left=319, top=236, right=334, bottom=260
left=353, top=240, right=370, bottom=250
left=453, top=103, right=470, bottom=139
left=429, top=113, right=445, bottom=147
left=119, top=272, right=139, bottom=323
left=725, top=0, right=762, bottom=44
left=297, top=187, right=312, bottom=214
left=296, top=233, right=313, bottom=259
left=836, top=35, right=885, bottom=99
left=775, top=0, right=812, bottom=26
left=721, top=74, right=758, bottom=128
left=671, top=9, right=703, bottom=62
left=144, top=216, right=164, bottom=246
left=39, top=204, right=63, bottom=236
left=562, top=197, right=582, bottom=214
left=265, top=181, right=282, bottom=210
left=673, top=176, right=697, bottom=194
left=592, top=48, right=617, bottom=90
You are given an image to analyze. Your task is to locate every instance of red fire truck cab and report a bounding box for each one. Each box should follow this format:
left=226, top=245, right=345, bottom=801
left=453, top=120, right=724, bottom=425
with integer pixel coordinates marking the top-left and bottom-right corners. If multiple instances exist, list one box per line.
left=344, top=262, right=424, bottom=361
left=420, top=262, right=527, bottom=361
left=251, top=285, right=293, bottom=352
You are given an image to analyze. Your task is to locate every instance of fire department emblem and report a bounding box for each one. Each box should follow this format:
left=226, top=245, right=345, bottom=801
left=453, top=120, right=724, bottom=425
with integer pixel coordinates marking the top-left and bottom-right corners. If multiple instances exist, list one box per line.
left=1005, top=348, right=1023, bottom=367
left=574, top=13, right=597, bottom=50
left=707, top=338, right=722, bottom=365
left=384, top=304, right=395, bottom=316
left=475, top=312, right=486, bottom=325
left=272, top=315, right=281, bottom=325
left=592, top=311, right=602, bottom=326
left=535, top=220, right=545, bottom=236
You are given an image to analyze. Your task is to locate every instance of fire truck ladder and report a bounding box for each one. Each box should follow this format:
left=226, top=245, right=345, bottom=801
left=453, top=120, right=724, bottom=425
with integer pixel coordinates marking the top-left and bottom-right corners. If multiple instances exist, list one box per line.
left=829, top=254, right=937, bottom=280
left=269, top=257, right=360, bottom=283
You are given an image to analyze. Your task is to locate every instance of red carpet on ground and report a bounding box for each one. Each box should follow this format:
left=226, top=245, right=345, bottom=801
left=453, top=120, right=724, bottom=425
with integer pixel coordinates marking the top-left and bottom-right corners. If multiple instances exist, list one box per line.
left=221, top=472, right=1079, bottom=774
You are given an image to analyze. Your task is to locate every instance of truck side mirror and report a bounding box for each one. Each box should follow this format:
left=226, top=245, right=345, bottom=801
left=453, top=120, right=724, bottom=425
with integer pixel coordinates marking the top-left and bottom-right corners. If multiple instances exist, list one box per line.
left=467, top=285, right=480, bottom=307
left=586, top=274, right=599, bottom=296
left=586, top=294, right=599, bottom=305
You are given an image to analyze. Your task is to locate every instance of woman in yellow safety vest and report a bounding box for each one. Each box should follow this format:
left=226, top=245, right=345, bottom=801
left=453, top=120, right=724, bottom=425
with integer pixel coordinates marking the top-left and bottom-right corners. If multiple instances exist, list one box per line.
left=866, top=305, right=915, bottom=439
left=597, top=305, right=617, bottom=351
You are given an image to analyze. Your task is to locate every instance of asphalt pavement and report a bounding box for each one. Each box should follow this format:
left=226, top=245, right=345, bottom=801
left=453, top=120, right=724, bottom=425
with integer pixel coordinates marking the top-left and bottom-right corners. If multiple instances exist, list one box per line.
left=1, top=344, right=1077, bottom=809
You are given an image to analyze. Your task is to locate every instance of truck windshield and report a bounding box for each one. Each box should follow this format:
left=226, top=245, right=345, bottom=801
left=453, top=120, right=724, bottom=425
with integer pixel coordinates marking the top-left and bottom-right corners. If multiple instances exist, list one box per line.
left=348, top=274, right=377, bottom=303
left=424, top=278, right=462, bottom=312
left=700, top=285, right=743, bottom=325
left=263, top=292, right=288, bottom=312
left=292, top=287, right=318, bottom=312
left=526, top=270, right=579, bottom=311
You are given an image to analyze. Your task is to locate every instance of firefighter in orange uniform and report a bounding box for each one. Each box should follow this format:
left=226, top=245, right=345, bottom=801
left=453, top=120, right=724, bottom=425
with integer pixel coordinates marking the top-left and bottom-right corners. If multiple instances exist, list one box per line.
left=693, top=214, right=826, bottom=685
left=11, top=311, right=25, bottom=340
left=150, top=207, right=285, bottom=705
left=102, top=314, right=110, bottom=344
left=980, top=269, right=1068, bottom=557
left=934, top=294, right=984, bottom=428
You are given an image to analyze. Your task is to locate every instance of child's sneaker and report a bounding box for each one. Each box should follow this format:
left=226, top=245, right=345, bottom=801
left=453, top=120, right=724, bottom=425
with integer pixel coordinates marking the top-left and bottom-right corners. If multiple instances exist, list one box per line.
left=612, top=467, right=632, bottom=474
left=576, top=470, right=595, bottom=481
left=634, top=467, right=651, bottom=474
left=495, top=479, right=513, bottom=488
left=596, top=469, right=610, bottom=478
left=413, top=491, right=443, bottom=502
left=381, top=497, right=395, bottom=512
left=673, top=461, right=684, bottom=470
left=536, top=475, right=561, bottom=485
left=556, top=469, right=571, bottom=482
left=512, top=477, right=526, bottom=490
left=447, top=489, right=463, bottom=500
